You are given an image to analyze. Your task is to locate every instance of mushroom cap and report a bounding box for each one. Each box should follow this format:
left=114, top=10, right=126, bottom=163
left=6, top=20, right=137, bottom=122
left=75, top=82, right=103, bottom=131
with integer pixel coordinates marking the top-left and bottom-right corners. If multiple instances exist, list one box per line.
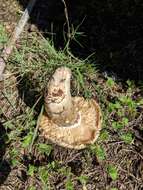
left=39, top=96, right=102, bottom=149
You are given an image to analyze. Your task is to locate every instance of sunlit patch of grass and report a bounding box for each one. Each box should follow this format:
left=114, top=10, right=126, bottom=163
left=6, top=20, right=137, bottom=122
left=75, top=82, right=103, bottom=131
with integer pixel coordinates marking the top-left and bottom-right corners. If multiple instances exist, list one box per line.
left=8, top=33, right=97, bottom=98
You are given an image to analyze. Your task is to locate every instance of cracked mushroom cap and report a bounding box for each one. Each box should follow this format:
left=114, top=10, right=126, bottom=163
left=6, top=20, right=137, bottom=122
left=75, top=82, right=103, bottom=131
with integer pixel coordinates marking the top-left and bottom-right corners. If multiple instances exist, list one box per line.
left=39, top=67, right=102, bottom=149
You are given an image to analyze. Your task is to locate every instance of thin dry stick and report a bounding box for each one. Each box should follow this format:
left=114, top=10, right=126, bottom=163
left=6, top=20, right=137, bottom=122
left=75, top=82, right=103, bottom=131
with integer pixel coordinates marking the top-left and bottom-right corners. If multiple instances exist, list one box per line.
left=29, top=104, right=44, bottom=153
left=0, top=0, right=37, bottom=81
left=61, top=0, right=71, bottom=47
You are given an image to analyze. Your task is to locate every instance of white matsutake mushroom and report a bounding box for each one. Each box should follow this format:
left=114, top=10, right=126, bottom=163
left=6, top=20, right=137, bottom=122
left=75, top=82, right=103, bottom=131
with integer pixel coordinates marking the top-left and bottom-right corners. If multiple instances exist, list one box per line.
left=39, top=67, right=102, bottom=149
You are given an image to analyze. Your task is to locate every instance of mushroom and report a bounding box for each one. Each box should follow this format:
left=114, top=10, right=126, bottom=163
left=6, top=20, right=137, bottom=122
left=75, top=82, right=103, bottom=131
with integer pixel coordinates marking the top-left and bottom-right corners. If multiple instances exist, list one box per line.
left=39, top=67, right=102, bottom=149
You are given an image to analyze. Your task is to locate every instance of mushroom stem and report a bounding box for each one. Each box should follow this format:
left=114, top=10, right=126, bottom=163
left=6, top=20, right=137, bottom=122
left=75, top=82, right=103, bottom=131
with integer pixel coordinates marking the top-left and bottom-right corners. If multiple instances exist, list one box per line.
left=45, top=67, right=78, bottom=127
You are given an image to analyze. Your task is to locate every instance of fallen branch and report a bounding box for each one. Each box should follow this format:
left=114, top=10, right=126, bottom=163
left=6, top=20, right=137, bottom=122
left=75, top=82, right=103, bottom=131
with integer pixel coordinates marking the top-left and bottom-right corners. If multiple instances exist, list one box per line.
left=0, top=0, right=37, bottom=81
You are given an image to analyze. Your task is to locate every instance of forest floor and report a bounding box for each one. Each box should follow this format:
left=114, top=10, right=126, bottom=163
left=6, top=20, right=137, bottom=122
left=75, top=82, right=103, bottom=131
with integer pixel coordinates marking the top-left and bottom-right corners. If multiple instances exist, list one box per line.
left=0, top=0, right=143, bottom=190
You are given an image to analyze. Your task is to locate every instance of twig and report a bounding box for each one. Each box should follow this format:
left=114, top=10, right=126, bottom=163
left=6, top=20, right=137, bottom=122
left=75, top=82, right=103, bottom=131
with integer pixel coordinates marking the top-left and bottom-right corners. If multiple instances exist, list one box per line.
left=127, top=113, right=143, bottom=128
left=0, top=0, right=37, bottom=81
left=122, top=148, right=143, bottom=160
left=29, top=105, right=44, bottom=153
left=64, top=152, right=82, bottom=164
left=61, top=0, right=71, bottom=47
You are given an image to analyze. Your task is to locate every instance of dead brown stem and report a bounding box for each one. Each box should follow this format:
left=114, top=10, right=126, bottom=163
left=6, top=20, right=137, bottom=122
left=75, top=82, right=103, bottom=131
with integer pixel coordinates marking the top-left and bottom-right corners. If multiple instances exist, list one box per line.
left=0, top=0, right=37, bottom=81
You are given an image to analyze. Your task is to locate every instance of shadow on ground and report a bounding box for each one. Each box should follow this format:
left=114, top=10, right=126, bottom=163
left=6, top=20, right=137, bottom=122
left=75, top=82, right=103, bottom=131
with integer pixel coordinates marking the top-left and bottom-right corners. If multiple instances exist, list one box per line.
left=17, top=0, right=143, bottom=83
left=0, top=123, right=11, bottom=186
left=16, top=73, right=44, bottom=113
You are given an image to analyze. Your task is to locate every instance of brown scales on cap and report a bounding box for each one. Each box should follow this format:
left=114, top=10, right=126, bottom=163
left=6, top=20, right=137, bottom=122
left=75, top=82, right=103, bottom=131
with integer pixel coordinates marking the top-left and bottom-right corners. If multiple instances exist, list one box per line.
left=39, top=67, right=102, bottom=149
